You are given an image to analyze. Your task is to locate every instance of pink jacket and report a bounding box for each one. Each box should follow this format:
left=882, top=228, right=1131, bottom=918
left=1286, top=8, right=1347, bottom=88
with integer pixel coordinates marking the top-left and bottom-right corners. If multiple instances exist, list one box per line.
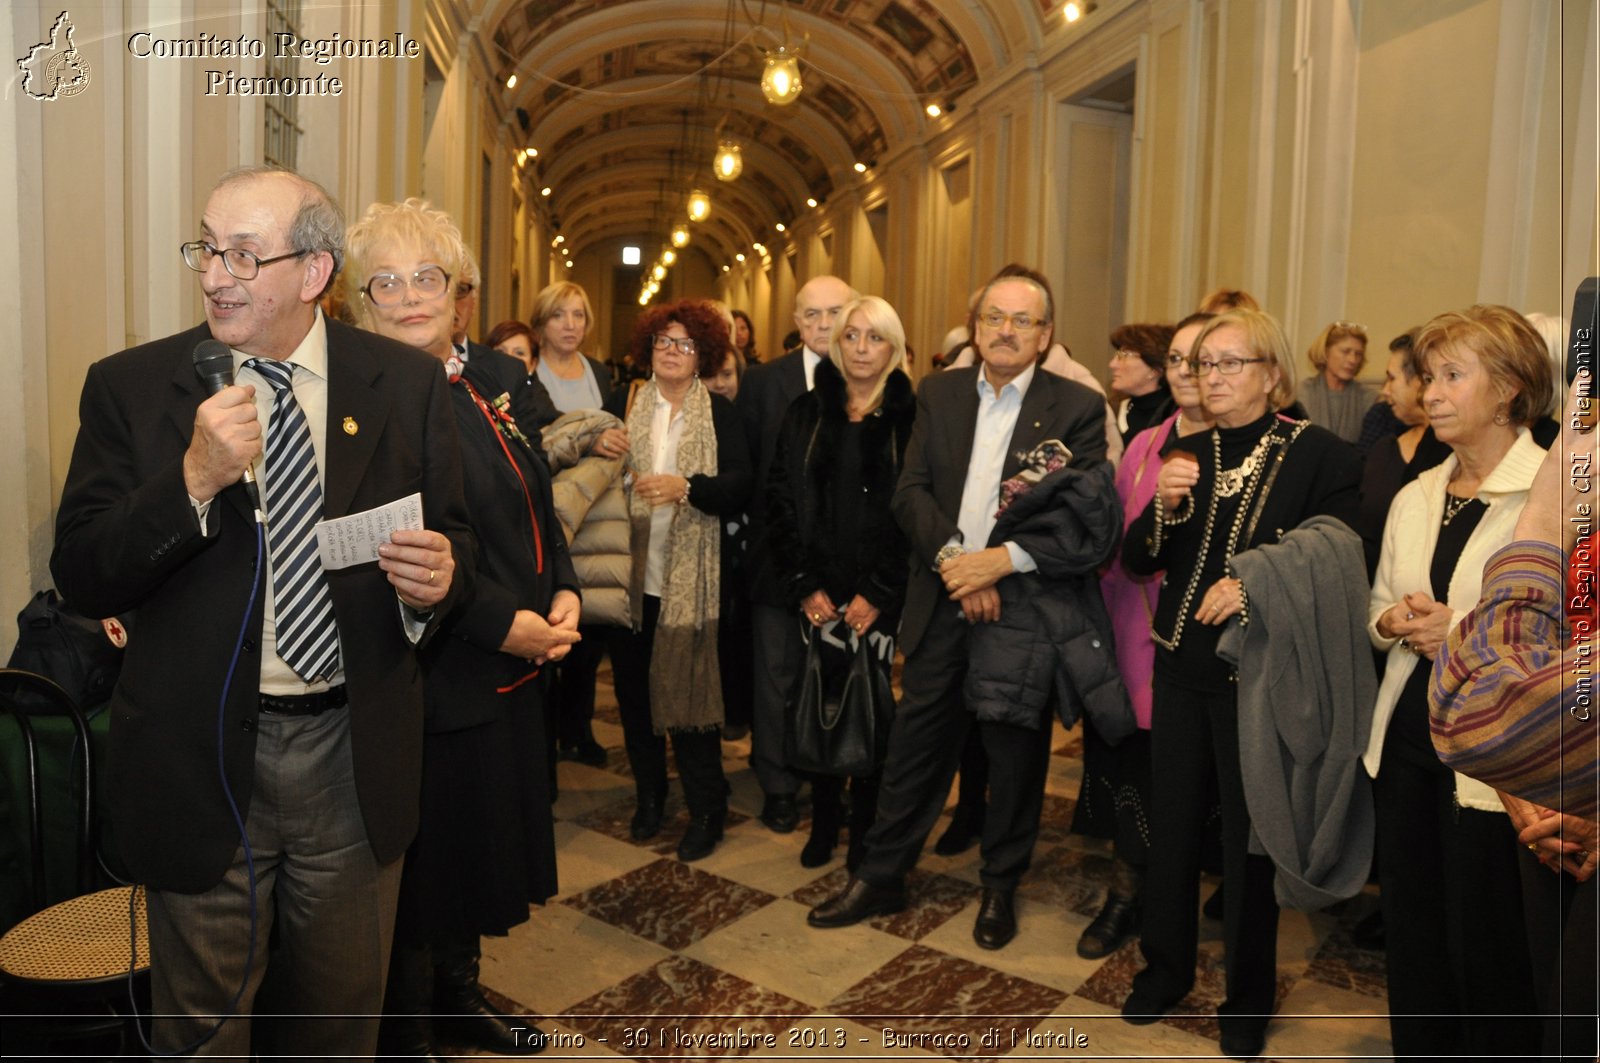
left=1099, top=413, right=1177, bottom=728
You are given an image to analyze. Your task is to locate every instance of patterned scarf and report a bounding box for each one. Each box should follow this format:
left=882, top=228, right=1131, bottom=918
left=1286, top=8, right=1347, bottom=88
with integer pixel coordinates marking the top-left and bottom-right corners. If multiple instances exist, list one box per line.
left=625, top=377, right=723, bottom=733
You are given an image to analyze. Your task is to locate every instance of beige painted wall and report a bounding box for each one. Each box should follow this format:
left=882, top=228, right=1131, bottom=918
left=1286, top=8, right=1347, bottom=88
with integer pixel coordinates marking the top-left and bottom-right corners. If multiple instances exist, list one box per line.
left=7, top=0, right=1598, bottom=655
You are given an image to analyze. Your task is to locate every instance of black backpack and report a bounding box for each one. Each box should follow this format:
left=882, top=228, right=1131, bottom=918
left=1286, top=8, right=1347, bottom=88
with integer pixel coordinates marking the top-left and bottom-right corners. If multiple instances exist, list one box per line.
left=6, top=590, right=127, bottom=712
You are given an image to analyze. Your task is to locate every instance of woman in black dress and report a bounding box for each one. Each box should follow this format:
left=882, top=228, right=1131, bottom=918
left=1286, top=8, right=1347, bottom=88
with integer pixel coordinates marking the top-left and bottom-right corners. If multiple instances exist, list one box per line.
left=1120, top=308, right=1360, bottom=1059
left=767, top=295, right=916, bottom=869
left=347, top=198, right=580, bottom=1059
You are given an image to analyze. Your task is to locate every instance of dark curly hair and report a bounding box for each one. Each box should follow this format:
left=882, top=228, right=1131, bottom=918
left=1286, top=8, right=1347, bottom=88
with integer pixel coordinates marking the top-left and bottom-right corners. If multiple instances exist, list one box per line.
left=628, top=299, right=729, bottom=378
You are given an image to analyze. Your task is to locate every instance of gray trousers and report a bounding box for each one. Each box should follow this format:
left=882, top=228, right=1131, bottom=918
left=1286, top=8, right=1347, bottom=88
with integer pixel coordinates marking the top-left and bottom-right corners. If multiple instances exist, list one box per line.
left=750, top=602, right=806, bottom=797
left=146, top=706, right=402, bottom=1057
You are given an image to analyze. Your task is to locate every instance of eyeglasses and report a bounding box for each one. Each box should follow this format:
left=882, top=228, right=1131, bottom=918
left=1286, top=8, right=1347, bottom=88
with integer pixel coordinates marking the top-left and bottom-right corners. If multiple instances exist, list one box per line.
left=1165, top=354, right=1190, bottom=369
left=361, top=266, right=451, bottom=306
left=799, top=306, right=842, bottom=324
left=1110, top=349, right=1144, bottom=362
left=979, top=311, right=1046, bottom=333
left=181, top=240, right=307, bottom=281
left=455, top=281, right=476, bottom=299
left=651, top=333, right=697, bottom=354
left=1189, top=357, right=1267, bottom=376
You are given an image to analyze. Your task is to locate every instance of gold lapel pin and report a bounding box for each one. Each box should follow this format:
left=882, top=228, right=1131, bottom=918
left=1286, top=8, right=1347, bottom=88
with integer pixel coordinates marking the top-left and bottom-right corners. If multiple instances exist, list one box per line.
left=1033, top=420, right=1041, bottom=428
left=342, top=416, right=358, bottom=436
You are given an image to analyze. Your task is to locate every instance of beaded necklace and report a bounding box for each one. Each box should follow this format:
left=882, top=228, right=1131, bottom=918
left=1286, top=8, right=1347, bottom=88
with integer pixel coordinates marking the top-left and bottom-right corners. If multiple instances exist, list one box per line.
left=1151, top=417, right=1303, bottom=651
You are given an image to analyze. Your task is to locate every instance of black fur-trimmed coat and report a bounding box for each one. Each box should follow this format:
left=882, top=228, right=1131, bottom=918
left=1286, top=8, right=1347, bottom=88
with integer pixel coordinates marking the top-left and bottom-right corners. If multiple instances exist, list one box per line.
left=765, top=359, right=915, bottom=629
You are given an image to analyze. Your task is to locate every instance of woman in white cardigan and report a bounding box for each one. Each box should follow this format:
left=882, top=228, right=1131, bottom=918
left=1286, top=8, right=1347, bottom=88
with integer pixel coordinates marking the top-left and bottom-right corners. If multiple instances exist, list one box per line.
left=1365, top=305, right=1553, bottom=1060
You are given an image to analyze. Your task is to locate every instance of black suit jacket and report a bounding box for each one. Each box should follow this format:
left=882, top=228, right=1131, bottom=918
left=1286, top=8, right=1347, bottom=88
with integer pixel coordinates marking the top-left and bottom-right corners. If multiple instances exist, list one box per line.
left=892, top=365, right=1109, bottom=657
left=51, top=319, right=476, bottom=892
left=736, top=346, right=810, bottom=605
left=422, top=349, right=580, bottom=733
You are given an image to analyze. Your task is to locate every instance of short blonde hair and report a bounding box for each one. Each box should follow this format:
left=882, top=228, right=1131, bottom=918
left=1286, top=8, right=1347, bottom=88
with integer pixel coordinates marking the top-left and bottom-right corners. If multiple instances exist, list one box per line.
left=1305, top=321, right=1368, bottom=371
left=1413, top=305, right=1555, bottom=427
left=828, top=296, right=907, bottom=414
left=343, top=198, right=468, bottom=331
left=1192, top=308, right=1297, bottom=410
left=530, top=281, right=593, bottom=344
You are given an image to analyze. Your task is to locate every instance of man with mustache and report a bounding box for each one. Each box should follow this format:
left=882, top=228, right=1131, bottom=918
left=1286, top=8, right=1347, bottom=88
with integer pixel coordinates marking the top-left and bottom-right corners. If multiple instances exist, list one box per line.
left=807, top=264, right=1118, bottom=948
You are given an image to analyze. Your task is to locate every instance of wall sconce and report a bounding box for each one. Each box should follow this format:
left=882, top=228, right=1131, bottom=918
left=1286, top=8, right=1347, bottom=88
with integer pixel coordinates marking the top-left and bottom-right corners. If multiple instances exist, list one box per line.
left=761, top=45, right=803, bottom=106
left=713, top=139, right=743, bottom=182
left=687, top=190, right=712, bottom=222
left=670, top=225, right=691, bottom=248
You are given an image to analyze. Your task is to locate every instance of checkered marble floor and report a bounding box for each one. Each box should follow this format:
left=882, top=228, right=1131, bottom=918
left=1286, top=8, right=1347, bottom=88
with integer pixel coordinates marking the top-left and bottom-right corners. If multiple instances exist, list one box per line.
left=475, top=667, right=1394, bottom=1062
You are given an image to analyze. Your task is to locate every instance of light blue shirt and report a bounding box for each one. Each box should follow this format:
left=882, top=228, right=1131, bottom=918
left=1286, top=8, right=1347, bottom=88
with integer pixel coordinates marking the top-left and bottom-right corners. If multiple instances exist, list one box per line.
left=953, top=363, right=1037, bottom=573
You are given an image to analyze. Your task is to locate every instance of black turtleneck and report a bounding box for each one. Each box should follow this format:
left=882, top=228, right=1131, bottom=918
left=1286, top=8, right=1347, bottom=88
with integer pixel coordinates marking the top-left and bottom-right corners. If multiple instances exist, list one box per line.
left=1122, top=387, right=1175, bottom=444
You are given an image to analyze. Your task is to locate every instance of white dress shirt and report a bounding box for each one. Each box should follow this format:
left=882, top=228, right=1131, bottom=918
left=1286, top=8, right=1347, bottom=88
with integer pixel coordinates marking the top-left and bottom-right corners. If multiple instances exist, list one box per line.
left=953, top=363, right=1038, bottom=573
left=643, top=387, right=688, bottom=597
left=802, top=346, right=822, bottom=391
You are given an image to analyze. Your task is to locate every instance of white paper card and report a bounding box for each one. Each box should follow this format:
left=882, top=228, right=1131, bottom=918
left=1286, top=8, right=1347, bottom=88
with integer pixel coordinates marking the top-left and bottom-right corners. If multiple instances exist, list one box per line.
left=314, top=492, right=424, bottom=570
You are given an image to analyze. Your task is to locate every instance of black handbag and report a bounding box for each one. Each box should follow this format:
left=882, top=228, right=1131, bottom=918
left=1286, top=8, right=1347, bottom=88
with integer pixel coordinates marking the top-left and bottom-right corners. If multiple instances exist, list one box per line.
left=785, top=631, right=893, bottom=777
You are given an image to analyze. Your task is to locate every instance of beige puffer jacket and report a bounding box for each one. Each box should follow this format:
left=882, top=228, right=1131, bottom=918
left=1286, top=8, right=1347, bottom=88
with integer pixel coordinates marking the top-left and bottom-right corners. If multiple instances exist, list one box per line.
left=541, top=409, right=631, bottom=626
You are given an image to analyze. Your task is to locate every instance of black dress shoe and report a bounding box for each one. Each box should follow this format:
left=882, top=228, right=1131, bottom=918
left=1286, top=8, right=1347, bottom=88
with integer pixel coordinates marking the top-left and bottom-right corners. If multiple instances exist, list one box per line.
left=561, top=739, right=609, bottom=767
left=933, top=806, right=984, bottom=856
left=630, top=791, right=666, bottom=841
left=807, top=877, right=905, bottom=928
left=1219, top=1026, right=1265, bottom=1059
left=972, top=887, right=1016, bottom=950
left=760, top=793, right=799, bottom=833
left=1076, top=891, right=1140, bottom=958
left=1120, top=982, right=1180, bottom=1026
left=677, top=813, right=725, bottom=861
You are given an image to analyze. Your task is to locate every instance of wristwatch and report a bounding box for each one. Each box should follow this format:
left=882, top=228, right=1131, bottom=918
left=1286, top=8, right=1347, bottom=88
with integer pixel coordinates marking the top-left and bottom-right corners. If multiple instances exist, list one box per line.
left=934, top=543, right=966, bottom=571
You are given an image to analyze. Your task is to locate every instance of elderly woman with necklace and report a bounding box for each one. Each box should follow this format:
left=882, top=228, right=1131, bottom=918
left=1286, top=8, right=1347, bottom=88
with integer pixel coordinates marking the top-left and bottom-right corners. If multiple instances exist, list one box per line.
left=1365, top=305, right=1552, bottom=1060
left=1119, top=309, right=1360, bottom=1059
left=604, top=299, right=752, bottom=862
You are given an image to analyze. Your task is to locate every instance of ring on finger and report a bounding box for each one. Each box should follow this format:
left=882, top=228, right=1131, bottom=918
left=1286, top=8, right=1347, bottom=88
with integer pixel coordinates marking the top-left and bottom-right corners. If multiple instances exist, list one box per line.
left=427, top=569, right=437, bottom=584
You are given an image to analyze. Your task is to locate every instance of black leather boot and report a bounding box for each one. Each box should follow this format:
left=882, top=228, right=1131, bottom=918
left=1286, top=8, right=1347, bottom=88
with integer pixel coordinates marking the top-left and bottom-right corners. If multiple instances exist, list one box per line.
left=433, top=941, right=547, bottom=1055
left=802, top=779, right=841, bottom=867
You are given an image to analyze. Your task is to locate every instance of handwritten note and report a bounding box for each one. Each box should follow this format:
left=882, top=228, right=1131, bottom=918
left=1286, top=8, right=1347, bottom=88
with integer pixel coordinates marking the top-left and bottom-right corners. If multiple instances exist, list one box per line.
left=314, top=492, right=424, bottom=570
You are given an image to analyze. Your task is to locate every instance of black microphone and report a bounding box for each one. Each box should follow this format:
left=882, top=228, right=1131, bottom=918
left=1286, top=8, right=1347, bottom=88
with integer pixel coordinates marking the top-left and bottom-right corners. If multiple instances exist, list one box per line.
left=192, top=339, right=265, bottom=524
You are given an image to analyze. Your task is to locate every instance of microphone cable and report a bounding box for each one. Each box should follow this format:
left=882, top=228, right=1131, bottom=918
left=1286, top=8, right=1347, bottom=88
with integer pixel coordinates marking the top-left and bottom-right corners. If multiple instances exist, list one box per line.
left=128, top=517, right=264, bottom=1056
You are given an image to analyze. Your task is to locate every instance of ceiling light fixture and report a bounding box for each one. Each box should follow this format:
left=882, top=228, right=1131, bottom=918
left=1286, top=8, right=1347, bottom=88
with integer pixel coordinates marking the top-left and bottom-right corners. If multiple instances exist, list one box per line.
left=540, top=186, right=552, bottom=197
left=774, top=222, right=786, bottom=233
left=670, top=225, right=691, bottom=248
left=661, top=249, right=677, bottom=266
left=714, top=139, right=743, bottom=182
left=687, top=189, right=712, bottom=223
left=760, top=44, right=804, bottom=106
left=805, top=197, right=818, bottom=208
left=925, top=103, right=942, bottom=117
left=1064, top=1, right=1098, bottom=22
left=505, top=73, right=518, bottom=90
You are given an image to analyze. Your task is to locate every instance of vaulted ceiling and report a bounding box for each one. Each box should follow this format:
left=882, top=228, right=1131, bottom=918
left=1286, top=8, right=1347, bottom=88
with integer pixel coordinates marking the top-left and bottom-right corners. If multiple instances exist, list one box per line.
left=475, top=0, right=1064, bottom=264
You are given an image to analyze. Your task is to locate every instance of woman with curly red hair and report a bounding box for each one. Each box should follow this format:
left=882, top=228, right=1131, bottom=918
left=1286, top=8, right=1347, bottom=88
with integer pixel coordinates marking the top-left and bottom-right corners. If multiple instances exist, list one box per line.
left=602, top=299, right=753, bottom=861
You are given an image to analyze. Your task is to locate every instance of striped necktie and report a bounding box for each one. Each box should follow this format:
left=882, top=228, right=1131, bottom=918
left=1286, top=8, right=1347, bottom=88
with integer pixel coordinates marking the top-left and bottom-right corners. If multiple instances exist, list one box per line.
left=246, top=358, right=341, bottom=683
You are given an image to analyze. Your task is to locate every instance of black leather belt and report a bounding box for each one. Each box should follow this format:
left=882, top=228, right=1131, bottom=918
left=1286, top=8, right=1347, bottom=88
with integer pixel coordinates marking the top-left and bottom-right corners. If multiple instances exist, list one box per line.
left=259, top=685, right=347, bottom=716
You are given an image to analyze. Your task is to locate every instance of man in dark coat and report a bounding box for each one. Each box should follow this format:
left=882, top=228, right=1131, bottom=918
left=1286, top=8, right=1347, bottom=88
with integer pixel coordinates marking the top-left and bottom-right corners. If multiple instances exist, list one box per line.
left=736, top=273, right=856, bottom=831
left=807, top=267, right=1110, bottom=949
left=50, top=166, right=474, bottom=1057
